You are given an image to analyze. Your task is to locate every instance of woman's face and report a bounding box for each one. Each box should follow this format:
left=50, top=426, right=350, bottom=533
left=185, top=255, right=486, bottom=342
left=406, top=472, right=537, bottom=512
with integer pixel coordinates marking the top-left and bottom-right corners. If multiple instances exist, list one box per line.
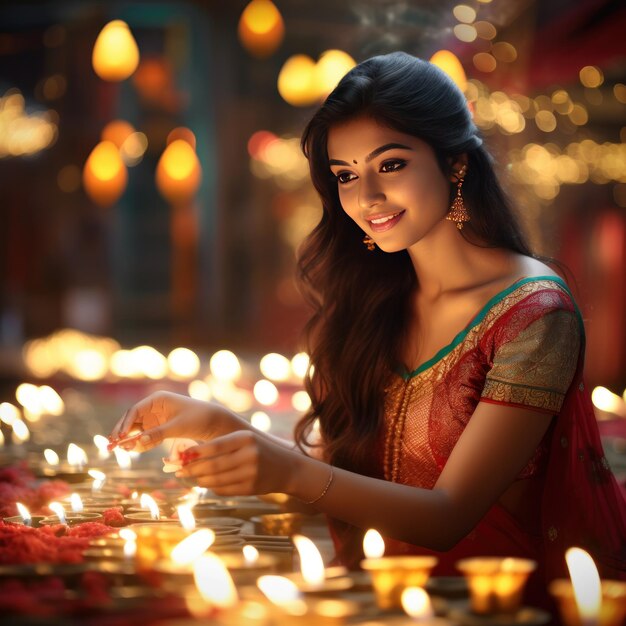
left=327, top=117, right=459, bottom=253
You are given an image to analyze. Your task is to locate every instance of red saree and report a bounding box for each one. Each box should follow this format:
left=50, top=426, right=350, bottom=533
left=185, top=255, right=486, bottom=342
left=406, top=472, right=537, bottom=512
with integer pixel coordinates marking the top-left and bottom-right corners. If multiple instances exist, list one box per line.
left=329, top=276, right=626, bottom=608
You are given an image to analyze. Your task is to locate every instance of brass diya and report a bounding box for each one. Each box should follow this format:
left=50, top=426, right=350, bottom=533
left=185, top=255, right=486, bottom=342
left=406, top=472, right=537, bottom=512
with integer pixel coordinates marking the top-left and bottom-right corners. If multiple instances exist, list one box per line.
left=251, top=512, right=303, bottom=536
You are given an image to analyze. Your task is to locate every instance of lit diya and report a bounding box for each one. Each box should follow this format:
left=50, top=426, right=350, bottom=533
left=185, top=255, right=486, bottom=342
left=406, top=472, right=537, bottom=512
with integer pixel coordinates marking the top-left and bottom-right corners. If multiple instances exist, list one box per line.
left=3, top=502, right=47, bottom=528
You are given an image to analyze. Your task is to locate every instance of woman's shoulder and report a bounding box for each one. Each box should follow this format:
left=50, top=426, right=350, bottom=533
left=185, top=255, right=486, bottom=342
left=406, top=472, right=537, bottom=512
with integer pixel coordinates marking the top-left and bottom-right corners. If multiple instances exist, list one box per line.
left=468, top=257, right=580, bottom=337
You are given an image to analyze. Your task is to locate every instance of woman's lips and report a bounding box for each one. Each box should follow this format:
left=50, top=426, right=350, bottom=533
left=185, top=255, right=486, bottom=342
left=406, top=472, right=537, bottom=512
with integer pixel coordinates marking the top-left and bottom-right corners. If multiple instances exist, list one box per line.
left=367, top=210, right=405, bottom=233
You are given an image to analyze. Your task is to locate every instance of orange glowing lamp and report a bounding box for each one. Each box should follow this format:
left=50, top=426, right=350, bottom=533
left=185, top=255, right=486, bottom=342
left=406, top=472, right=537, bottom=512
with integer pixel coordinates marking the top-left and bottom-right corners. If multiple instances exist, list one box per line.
left=429, top=50, right=468, bottom=93
left=238, top=0, right=284, bottom=58
left=83, top=141, right=128, bottom=207
left=277, top=55, right=318, bottom=106
left=155, top=139, right=202, bottom=205
left=92, top=20, right=140, bottom=81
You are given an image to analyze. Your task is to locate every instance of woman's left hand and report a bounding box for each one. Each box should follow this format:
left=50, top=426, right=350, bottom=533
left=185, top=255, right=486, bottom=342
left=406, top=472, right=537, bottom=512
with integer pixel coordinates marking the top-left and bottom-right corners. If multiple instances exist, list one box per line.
left=174, top=430, right=296, bottom=496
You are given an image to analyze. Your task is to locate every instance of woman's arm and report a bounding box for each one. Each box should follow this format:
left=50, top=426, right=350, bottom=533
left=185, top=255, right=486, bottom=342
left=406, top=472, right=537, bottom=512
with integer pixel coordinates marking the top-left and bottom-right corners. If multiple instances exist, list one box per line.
left=177, top=401, right=553, bottom=551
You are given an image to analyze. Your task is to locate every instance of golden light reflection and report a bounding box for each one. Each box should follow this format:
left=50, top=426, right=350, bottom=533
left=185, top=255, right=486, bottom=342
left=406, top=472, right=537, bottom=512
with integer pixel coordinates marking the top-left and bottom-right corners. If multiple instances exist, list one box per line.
left=292, top=391, right=312, bottom=412
left=535, top=110, right=557, bottom=132
left=120, top=132, right=148, bottom=166
left=209, top=350, right=241, bottom=382
left=44, top=449, right=59, bottom=465
left=565, top=548, right=602, bottom=623
left=290, top=352, right=310, bottom=379
left=614, top=84, right=626, bottom=104
left=16, top=503, right=31, bottom=523
left=429, top=50, right=467, bottom=92
left=293, top=535, right=326, bottom=586
left=473, top=53, right=496, bottom=73
left=67, top=443, right=88, bottom=468
left=243, top=545, right=260, bottom=566
left=314, top=50, right=357, bottom=99
left=260, top=353, right=291, bottom=381
left=568, top=103, right=589, bottom=126
left=71, top=349, right=109, bottom=381
left=592, top=386, right=624, bottom=414
left=188, top=379, right=212, bottom=401
left=253, top=380, right=279, bottom=406
left=83, top=141, right=128, bottom=207
left=0, top=89, right=58, bottom=158
left=579, top=66, right=604, bottom=88
left=257, top=575, right=307, bottom=615
left=140, top=494, right=160, bottom=520
left=454, top=24, right=477, bottom=42
left=92, top=20, right=140, bottom=81
left=172, top=529, right=215, bottom=565
left=130, top=345, right=168, bottom=379
left=193, top=553, right=238, bottom=608
left=177, top=505, right=196, bottom=531
left=474, top=21, right=497, bottom=39
left=251, top=411, right=272, bottom=432
left=509, top=139, right=626, bottom=200
left=49, top=502, right=67, bottom=524
left=453, top=4, right=477, bottom=23
left=277, top=55, right=318, bottom=106
left=363, top=529, right=385, bottom=559
left=155, top=139, right=202, bottom=204
left=168, top=348, right=201, bottom=379
left=114, top=447, right=132, bottom=469
left=15, top=383, right=43, bottom=415
left=238, top=0, right=284, bottom=58
left=70, top=493, right=83, bottom=512
left=492, top=42, right=517, bottom=63
left=93, top=434, right=110, bottom=459
left=0, top=402, right=20, bottom=426
left=401, top=587, right=434, bottom=619
left=11, top=419, right=30, bottom=443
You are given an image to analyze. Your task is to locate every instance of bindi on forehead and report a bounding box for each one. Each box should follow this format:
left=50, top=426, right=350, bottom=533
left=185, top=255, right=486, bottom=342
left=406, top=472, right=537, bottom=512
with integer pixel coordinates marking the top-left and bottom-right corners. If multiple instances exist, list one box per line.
left=352, top=159, right=357, bottom=164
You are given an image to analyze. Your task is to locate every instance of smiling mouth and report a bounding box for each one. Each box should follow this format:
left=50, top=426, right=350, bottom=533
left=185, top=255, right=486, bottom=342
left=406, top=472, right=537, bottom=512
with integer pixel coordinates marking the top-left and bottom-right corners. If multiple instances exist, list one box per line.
left=366, top=210, right=405, bottom=232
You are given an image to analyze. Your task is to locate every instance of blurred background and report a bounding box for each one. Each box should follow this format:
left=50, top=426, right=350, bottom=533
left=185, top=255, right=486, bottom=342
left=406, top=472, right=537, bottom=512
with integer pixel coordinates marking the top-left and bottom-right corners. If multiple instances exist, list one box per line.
left=0, top=0, right=625, bottom=434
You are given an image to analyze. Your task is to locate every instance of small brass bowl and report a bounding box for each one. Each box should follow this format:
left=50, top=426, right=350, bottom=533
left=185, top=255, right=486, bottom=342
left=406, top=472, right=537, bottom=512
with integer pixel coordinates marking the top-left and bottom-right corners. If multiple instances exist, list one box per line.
left=251, top=513, right=303, bottom=536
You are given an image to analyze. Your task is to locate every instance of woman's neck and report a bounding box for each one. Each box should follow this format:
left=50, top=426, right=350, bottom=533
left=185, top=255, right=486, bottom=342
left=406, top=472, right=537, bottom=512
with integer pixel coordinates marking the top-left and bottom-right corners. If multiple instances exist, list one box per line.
left=407, top=225, right=516, bottom=300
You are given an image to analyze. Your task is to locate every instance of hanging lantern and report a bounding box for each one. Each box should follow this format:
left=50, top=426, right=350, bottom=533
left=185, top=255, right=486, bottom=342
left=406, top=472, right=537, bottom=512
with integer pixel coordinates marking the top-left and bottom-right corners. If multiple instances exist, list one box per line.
left=314, top=49, right=356, bottom=100
left=429, top=50, right=468, bottom=93
left=155, top=139, right=202, bottom=205
left=92, top=20, right=140, bottom=81
left=82, top=140, right=128, bottom=207
left=277, top=54, right=318, bottom=106
left=238, top=0, right=284, bottom=58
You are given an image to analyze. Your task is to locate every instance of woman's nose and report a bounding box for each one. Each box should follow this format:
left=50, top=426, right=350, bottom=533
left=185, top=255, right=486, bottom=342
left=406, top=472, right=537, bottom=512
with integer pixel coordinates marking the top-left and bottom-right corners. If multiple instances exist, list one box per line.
left=357, top=175, right=385, bottom=208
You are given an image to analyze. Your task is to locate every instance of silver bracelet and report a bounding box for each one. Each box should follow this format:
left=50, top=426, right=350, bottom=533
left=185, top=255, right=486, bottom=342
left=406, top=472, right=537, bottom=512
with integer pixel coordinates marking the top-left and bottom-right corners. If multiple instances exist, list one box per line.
left=305, top=466, right=334, bottom=504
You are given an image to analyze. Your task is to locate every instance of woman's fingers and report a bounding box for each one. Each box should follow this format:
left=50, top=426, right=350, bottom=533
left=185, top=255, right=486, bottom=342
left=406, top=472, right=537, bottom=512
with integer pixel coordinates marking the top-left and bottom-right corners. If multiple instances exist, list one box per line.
left=176, top=432, right=259, bottom=489
left=109, top=392, right=173, bottom=445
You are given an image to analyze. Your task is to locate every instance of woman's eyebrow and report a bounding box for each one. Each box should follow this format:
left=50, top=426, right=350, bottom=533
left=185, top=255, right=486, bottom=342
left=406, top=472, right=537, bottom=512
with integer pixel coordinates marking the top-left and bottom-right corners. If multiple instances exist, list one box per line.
left=328, top=143, right=413, bottom=167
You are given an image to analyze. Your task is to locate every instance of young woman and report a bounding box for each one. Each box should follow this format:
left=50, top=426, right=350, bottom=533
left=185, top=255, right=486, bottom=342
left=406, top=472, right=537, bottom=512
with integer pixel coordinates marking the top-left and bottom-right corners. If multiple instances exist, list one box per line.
left=109, top=53, right=626, bottom=603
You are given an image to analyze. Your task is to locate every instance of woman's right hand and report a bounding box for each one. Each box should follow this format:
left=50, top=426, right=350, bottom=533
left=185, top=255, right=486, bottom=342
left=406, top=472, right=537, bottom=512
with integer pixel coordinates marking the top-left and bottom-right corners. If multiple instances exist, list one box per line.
left=108, top=391, right=246, bottom=453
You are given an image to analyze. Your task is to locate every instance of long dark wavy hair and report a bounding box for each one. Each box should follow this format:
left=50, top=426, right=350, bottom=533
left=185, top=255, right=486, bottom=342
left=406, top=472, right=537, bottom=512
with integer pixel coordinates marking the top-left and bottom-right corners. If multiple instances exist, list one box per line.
left=294, top=52, right=534, bottom=562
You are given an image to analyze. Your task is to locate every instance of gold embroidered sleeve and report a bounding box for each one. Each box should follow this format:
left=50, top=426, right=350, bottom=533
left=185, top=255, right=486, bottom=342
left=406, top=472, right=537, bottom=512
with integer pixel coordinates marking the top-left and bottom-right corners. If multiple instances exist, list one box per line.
left=481, top=309, right=580, bottom=414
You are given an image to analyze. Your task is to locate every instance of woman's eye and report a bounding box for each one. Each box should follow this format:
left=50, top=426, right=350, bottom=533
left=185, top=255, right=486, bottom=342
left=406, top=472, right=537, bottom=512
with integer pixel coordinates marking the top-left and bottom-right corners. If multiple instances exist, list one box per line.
left=380, top=159, right=407, bottom=173
left=336, top=172, right=357, bottom=184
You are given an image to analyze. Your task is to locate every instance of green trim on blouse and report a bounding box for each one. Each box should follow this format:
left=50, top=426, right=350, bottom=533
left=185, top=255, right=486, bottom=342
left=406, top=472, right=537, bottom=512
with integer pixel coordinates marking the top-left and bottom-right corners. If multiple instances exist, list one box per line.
left=400, top=275, right=575, bottom=381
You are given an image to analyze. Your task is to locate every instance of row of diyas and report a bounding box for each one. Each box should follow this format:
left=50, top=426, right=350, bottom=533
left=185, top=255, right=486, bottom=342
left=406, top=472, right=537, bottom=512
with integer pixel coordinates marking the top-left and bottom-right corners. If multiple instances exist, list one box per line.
left=3, top=441, right=626, bottom=626
left=97, top=521, right=626, bottom=626
left=4, top=487, right=626, bottom=625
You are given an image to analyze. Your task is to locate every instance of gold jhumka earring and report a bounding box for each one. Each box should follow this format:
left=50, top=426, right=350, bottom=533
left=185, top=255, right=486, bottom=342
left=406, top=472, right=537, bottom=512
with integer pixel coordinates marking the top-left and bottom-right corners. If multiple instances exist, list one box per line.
left=446, top=165, right=470, bottom=230
left=362, top=234, right=376, bottom=251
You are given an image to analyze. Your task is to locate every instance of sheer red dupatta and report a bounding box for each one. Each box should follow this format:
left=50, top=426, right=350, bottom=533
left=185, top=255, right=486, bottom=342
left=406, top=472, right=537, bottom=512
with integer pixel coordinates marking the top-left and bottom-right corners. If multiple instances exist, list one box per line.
left=542, top=331, right=626, bottom=581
